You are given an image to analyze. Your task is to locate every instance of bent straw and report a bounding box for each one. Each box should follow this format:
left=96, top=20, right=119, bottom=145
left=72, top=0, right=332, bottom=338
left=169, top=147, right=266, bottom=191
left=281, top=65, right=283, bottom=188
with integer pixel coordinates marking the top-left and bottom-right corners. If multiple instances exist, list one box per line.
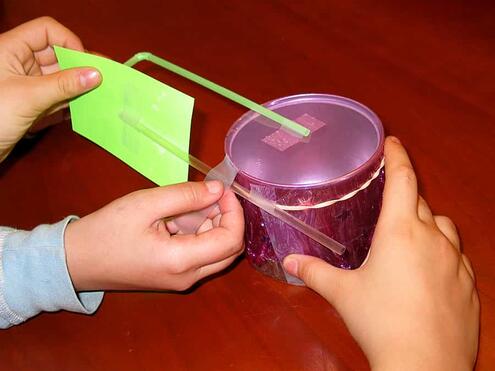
left=124, top=52, right=310, bottom=138
left=119, top=109, right=346, bottom=256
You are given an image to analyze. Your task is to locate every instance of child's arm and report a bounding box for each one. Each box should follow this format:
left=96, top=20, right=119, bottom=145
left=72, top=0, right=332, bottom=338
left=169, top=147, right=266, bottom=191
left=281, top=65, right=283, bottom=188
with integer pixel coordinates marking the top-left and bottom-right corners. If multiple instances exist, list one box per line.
left=0, top=218, right=103, bottom=328
left=284, top=137, right=479, bottom=371
left=0, top=181, right=243, bottom=328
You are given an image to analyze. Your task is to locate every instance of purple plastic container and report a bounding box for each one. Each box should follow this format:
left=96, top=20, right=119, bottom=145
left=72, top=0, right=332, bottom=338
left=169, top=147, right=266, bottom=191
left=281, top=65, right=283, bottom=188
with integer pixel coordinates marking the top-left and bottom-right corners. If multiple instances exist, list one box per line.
left=225, top=94, right=385, bottom=283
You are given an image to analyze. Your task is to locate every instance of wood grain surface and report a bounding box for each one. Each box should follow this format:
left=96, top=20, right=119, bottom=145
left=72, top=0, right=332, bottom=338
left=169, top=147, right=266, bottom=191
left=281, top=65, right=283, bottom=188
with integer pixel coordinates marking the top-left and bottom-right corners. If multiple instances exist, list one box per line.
left=0, top=1, right=493, bottom=370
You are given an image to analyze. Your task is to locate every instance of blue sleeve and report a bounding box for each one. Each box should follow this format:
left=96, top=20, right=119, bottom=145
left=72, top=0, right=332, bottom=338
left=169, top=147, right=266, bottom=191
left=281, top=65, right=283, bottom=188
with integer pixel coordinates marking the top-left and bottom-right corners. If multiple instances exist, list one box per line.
left=0, top=216, right=104, bottom=329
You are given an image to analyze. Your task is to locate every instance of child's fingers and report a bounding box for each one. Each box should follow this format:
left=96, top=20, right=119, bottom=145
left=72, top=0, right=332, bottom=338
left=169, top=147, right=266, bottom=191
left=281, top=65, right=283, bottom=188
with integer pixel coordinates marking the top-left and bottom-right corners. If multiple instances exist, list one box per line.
left=381, top=137, right=419, bottom=223
left=195, top=253, right=242, bottom=282
left=212, top=213, right=222, bottom=228
left=170, top=230, right=244, bottom=269
left=461, top=254, right=476, bottom=282
left=8, top=16, right=84, bottom=53
left=208, top=192, right=233, bottom=228
left=196, top=218, right=214, bottom=234
left=28, top=67, right=101, bottom=112
left=283, top=254, right=353, bottom=309
left=165, top=220, right=180, bottom=234
left=40, top=62, right=60, bottom=75
left=43, top=102, right=69, bottom=117
left=36, top=49, right=109, bottom=74
left=135, top=181, right=225, bottom=221
left=167, top=201, right=220, bottom=234
left=216, top=188, right=244, bottom=232
left=434, top=215, right=461, bottom=251
left=207, top=204, right=221, bottom=220
left=170, top=192, right=244, bottom=267
left=417, top=196, right=435, bottom=225
left=34, top=46, right=58, bottom=67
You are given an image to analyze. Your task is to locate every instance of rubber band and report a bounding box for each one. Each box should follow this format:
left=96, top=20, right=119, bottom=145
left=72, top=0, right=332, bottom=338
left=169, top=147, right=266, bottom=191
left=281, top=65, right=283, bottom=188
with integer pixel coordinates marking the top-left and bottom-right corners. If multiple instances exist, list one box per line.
left=276, top=158, right=385, bottom=211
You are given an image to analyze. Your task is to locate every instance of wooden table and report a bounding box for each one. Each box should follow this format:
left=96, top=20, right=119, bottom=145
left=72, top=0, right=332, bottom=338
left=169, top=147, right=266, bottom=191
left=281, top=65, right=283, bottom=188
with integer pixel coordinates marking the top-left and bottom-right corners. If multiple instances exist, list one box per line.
left=1, top=1, right=494, bottom=370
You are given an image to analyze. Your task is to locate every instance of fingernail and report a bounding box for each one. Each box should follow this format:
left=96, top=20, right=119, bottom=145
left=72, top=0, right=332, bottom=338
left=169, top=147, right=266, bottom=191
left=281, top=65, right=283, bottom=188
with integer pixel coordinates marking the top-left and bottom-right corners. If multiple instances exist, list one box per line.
left=283, top=257, right=298, bottom=276
left=80, top=69, right=101, bottom=89
left=211, top=205, right=221, bottom=216
left=205, top=180, right=222, bottom=194
left=388, top=136, right=401, bottom=144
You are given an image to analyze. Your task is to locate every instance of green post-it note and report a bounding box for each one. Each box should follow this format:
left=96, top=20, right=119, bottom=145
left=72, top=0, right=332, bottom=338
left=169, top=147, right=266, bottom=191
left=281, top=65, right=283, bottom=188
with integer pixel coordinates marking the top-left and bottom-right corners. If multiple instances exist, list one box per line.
left=54, top=46, right=194, bottom=186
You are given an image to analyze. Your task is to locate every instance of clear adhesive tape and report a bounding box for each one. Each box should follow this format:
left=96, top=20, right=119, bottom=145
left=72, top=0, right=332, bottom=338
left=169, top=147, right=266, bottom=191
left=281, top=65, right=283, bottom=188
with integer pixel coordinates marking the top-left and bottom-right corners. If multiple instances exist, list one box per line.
left=173, top=156, right=238, bottom=234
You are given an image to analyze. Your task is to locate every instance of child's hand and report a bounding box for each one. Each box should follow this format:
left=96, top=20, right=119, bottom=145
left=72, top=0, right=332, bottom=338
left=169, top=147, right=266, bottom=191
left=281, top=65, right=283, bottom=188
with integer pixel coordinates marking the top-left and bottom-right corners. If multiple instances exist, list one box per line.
left=0, top=17, right=101, bottom=161
left=65, top=181, right=244, bottom=291
left=284, top=137, right=479, bottom=371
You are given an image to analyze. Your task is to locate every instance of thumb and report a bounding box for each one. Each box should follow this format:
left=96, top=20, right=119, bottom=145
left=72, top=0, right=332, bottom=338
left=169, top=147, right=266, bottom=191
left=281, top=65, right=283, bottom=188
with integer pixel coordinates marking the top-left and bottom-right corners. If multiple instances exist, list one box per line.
left=30, top=67, right=101, bottom=113
left=134, top=180, right=225, bottom=221
left=283, top=254, right=351, bottom=307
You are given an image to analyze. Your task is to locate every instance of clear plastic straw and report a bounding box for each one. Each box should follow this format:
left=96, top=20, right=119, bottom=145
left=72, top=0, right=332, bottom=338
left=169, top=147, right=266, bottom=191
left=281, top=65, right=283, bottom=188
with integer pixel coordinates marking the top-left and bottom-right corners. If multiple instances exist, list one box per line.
left=119, top=109, right=346, bottom=256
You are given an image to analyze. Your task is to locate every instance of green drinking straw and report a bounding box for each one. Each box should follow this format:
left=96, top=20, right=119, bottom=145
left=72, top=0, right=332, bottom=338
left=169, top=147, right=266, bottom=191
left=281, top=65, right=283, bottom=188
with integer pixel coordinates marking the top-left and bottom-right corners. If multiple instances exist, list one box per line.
left=124, top=52, right=310, bottom=138
left=119, top=108, right=346, bottom=256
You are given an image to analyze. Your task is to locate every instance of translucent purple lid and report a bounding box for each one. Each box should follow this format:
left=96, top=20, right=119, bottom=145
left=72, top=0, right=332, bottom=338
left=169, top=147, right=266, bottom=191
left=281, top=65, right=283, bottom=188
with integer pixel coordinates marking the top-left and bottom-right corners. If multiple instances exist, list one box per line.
left=225, top=94, right=384, bottom=188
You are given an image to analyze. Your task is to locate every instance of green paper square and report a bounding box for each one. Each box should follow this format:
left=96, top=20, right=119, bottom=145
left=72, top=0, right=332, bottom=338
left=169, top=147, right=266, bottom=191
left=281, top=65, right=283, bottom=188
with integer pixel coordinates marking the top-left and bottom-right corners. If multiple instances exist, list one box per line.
left=54, top=46, right=194, bottom=186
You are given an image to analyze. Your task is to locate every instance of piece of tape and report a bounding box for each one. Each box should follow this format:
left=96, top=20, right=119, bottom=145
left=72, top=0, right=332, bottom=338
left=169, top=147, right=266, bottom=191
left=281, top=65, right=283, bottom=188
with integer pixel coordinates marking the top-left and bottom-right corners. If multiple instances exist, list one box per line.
left=262, top=113, right=326, bottom=151
left=173, top=156, right=238, bottom=234
left=250, top=185, right=305, bottom=285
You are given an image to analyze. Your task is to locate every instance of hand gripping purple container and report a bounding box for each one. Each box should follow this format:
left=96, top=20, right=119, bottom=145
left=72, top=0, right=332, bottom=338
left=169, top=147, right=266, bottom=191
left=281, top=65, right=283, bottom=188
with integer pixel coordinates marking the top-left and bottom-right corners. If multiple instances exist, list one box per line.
left=225, top=94, right=385, bottom=283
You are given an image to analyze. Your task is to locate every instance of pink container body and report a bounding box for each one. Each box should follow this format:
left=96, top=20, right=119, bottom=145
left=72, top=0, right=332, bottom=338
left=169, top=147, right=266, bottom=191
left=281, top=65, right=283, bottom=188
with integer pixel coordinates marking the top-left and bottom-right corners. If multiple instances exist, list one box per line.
left=225, top=94, right=384, bottom=282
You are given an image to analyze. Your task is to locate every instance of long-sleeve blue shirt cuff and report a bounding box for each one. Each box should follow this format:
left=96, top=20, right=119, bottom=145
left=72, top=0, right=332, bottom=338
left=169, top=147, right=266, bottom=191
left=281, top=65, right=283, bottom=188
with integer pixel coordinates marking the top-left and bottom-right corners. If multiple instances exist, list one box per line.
left=0, top=216, right=104, bottom=328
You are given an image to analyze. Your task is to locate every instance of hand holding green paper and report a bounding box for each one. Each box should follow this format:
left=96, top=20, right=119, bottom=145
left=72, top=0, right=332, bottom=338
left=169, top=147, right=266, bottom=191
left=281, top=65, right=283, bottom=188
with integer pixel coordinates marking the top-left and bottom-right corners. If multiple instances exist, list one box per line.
left=0, top=18, right=101, bottom=162
left=54, top=46, right=194, bottom=186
